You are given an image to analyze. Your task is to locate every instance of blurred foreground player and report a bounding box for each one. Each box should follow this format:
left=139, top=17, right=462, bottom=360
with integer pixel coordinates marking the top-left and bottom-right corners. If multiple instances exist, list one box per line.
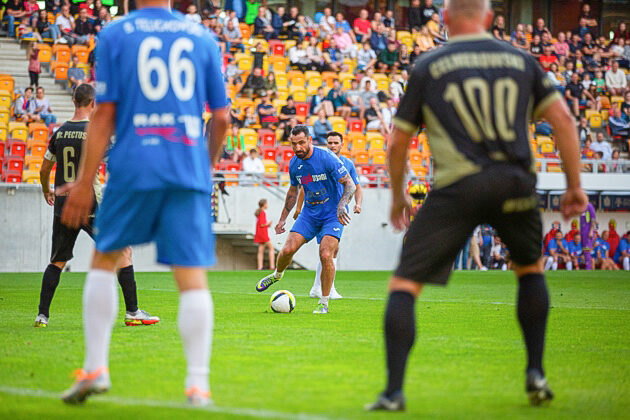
left=367, top=0, right=587, bottom=411
left=35, top=84, right=159, bottom=328
left=58, top=0, right=229, bottom=406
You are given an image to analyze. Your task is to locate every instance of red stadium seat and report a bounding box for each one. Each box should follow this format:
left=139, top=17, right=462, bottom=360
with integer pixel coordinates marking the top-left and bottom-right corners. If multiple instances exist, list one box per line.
left=2, top=169, right=21, bottom=183
left=408, top=136, right=419, bottom=149
left=269, top=40, right=285, bottom=56
left=348, top=118, right=364, bottom=133
left=224, top=163, right=241, bottom=172
left=6, top=139, right=26, bottom=157
left=4, top=155, right=24, bottom=173
left=261, top=147, right=277, bottom=161
left=258, top=129, right=276, bottom=147
left=278, top=146, right=295, bottom=162
left=0, top=142, right=4, bottom=157
left=295, top=102, right=310, bottom=117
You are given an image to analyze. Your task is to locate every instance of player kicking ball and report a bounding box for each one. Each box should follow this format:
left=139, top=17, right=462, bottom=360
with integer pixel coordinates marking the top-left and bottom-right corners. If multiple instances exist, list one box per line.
left=35, top=84, right=158, bottom=328
left=255, top=126, right=356, bottom=314
left=367, top=0, right=587, bottom=411
left=58, top=0, right=230, bottom=406
left=293, top=131, right=363, bottom=299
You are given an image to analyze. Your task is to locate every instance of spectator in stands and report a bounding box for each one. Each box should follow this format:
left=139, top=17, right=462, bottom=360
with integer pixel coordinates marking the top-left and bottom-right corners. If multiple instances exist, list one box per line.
left=568, top=33, right=582, bottom=58
left=357, top=40, right=377, bottom=71
left=94, top=7, right=111, bottom=32
left=283, top=7, right=301, bottom=41
left=345, top=79, right=362, bottom=115
left=360, top=68, right=377, bottom=92
left=609, top=107, right=630, bottom=138
left=310, top=86, right=332, bottom=116
left=27, top=42, right=40, bottom=88
left=554, top=32, right=569, bottom=57
left=605, top=60, right=627, bottom=96
left=609, top=149, right=625, bottom=173
left=622, top=91, right=630, bottom=117
left=223, top=17, right=244, bottom=52
left=382, top=9, right=395, bottom=29
left=225, top=57, right=244, bottom=86
left=491, top=15, right=507, bottom=40
left=579, top=3, right=598, bottom=29
left=55, top=4, right=75, bottom=45
left=578, top=116, right=592, bottom=144
left=586, top=84, right=602, bottom=112
left=364, top=96, right=389, bottom=137
left=595, top=231, right=620, bottom=270
left=408, top=0, right=422, bottom=31
left=532, top=18, right=548, bottom=38
left=546, top=62, right=565, bottom=94
left=611, top=38, right=626, bottom=66
left=539, top=45, right=557, bottom=70
left=278, top=96, right=296, bottom=130
left=593, top=70, right=606, bottom=93
left=613, top=22, right=629, bottom=44
left=289, top=40, right=310, bottom=71
left=254, top=6, right=275, bottom=40
left=511, top=25, right=529, bottom=51
left=415, top=25, right=435, bottom=52
left=256, top=92, right=277, bottom=128
left=323, top=38, right=344, bottom=72
left=68, top=55, right=86, bottom=90
left=490, top=237, right=508, bottom=270
left=74, top=6, right=95, bottom=45
left=243, top=0, right=259, bottom=25
left=333, top=26, right=357, bottom=59
left=242, top=148, right=264, bottom=175
left=35, top=9, right=61, bottom=42
left=326, top=79, right=351, bottom=119
left=14, top=87, right=40, bottom=122
left=370, top=23, right=387, bottom=53
left=581, top=33, right=596, bottom=61
left=334, top=12, right=352, bottom=34
left=294, top=14, right=312, bottom=41
left=377, top=41, right=399, bottom=72
left=271, top=6, right=287, bottom=37
left=318, top=7, right=335, bottom=38
left=263, top=71, right=276, bottom=98
left=353, top=9, right=371, bottom=42
left=185, top=4, right=201, bottom=24
left=371, top=11, right=382, bottom=32
left=591, top=131, right=613, bottom=160
left=566, top=72, right=585, bottom=117
left=410, top=43, right=422, bottom=64
left=529, top=34, right=543, bottom=59
left=421, top=0, right=438, bottom=26
left=313, top=109, right=331, bottom=145
left=397, top=44, right=411, bottom=72
left=567, top=233, right=583, bottom=270
left=242, top=106, right=257, bottom=128
left=240, top=66, right=265, bottom=98
left=4, top=0, right=27, bottom=38
left=574, top=17, right=592, bottom=40
left=223, top=125, right=245, bottom=162
left=562, top=60, right=575, bottom=83
left=305, top=36, right=325, bottom=71
left=427, top=12, right=446, bottom=44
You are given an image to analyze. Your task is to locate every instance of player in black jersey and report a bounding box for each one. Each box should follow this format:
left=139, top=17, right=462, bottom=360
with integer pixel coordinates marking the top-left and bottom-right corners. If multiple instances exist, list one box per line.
left=367, top=0, right=588, bottom=411
left=35, top=84, right=159, bottom=328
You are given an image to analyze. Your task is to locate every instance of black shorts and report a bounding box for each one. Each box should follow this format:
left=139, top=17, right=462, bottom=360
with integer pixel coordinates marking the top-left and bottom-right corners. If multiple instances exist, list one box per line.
left=50, top=215, right=94, bottom=263
left=395, top=165, right=542, bottom=285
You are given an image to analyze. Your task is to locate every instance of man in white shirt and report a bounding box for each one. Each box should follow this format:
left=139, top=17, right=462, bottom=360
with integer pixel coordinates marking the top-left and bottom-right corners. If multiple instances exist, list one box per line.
left=590, top=132, right=613, bottom=160
left=242, top=148, right=265, bottom=174
left=605, top=60, right=627, bottom=96
left=55, top=4, right=74, bottom=33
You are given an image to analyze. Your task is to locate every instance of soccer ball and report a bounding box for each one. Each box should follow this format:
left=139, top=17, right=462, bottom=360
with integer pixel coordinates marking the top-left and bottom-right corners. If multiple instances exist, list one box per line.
left=270, top=290, right=296, bottom=313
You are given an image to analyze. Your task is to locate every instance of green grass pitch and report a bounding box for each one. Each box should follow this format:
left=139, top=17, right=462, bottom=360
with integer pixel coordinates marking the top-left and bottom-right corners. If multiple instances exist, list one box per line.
left=1, top=270, right=629, bottom=419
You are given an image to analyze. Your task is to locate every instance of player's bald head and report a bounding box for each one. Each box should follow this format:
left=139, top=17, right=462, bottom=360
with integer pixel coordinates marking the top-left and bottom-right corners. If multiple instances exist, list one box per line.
left=446, top=0, right=490, bottom=17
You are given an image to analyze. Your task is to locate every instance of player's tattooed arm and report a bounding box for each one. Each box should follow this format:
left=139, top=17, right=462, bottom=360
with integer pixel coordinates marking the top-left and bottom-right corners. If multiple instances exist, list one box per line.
left=276, top=185, right=298, bottom=234
left=337, top=174, right=356, bottom=225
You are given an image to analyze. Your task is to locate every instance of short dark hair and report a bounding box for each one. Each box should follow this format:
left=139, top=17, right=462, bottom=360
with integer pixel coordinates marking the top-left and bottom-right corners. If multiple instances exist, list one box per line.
left=326, top=131, right=343, bottom=142
left=291, top=125, right=310, bottom=138
left=73, top=83, right=95, bottom=108
left=24, top=87, right=33, bottom=93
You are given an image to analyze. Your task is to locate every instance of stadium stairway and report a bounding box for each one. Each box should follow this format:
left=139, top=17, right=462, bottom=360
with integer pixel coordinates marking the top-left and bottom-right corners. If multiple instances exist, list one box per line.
left=214, top=223, right=304, bottom=270
left=0, top=38, right=75, bottom=123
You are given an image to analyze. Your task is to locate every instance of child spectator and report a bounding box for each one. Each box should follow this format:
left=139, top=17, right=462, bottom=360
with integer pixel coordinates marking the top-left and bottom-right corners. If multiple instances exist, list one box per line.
left=27, top=42, right=40, bottom=88
left=254, top=199, right=275, bottom=271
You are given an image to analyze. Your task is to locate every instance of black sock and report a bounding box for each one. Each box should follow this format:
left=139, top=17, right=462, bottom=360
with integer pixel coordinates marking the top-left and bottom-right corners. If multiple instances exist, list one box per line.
left=517, top=273, right=549, bottom=376
left=38, top=264, right=62, bottom=318
left=118, top=265, right=138, bottom=313
left=384, top=291, right=416, bottom=397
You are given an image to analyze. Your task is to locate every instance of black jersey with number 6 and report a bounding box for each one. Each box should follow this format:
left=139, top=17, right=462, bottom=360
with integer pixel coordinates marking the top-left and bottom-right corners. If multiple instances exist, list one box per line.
left=44, top=119, right=99, bottom=216
left=393, top=33, right=561, bottom=190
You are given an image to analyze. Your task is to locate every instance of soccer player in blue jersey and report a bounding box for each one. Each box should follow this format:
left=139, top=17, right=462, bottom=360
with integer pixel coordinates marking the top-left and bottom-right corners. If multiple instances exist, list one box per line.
left=255, top=125, right=356, bottom=314
left=293, top=131, right=363, bottom=299
left=567, top=233, right=583, bottom=270
left=57, top=0, right=229, bottom=406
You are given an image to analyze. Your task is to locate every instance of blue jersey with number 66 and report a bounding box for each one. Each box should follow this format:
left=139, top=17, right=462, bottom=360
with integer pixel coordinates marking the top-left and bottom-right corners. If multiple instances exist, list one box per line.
left=95, top=8, right=227, bottom=193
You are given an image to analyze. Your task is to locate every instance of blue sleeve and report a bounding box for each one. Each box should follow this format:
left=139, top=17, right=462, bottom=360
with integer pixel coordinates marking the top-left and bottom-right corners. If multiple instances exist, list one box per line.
left=346, top=160, right=359, bottom=185
left=95, top=30, right=119, bottom=103
left=325, top=151, right=348, bottom=182
left=548, top=240, right=557, bottom=250
left=205, top=37, right=228, bottom=110
left=289, top=158, right=298, bottom=186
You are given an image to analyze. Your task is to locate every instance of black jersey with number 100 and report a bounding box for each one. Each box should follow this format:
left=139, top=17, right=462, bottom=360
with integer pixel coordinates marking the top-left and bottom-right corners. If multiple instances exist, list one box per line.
left=394, top=33, right=561, bottom=190
left=44, top=120, right=98, bottom=217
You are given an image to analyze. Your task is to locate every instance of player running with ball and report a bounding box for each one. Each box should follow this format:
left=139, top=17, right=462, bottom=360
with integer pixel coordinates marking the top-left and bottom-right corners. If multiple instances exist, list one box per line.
left=255, top=125, right=356, bottom=314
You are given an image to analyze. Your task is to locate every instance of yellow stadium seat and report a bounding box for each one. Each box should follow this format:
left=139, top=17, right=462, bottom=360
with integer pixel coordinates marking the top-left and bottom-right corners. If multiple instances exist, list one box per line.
left=25, top=155, right=43, bottom=170
left=339, top=73, right=354, bottom=90
left=584, top=110, right=599, bottom=119
left=284, top=40, right=297, bottom=51
left=23, top=170, right=41, bottom=184
left=10, top=124, right=28, bottom=141
left=351, top=136, right=367, bottom=152
left=369, top=149, right=386, bottom=165
left=369, top=135, right=385, bottom=150
left=601, top=109, right=609, bottom=121
left=540, top=142, right=555, bottom=154
left=275, top=73, right=288, bottom=89
left=287, top=71, right=305, bottom=87
left=328, top=116, right=346, bottom=134
left=0, top=90, right=12, bottom=109
left=289, top=86, right=307, bottom=102
left=0, top=125, right=7, bottom=142
left=0, top=109, right=10, bottom=126
left=307, top=115, right=318, bottom=126
left=366, top=132, right=384, bottom=145
left=0, top=76, right=15, bottom=94
left=273, top=99, right=287, bottom=114
left=343, top=58, right=355, bottom=73
left=263, top=159, right=278, bottom=175
left=373, top=74, right=389, bottom=91
left=589, top=114, right=602, bottom=128
left=276, top=89, right=289, bottom=101
left=268, top=56, right=288, bottom=73
left=239, top=128, right=258, bottom=150
left=611, top=96, right=623, bottom=107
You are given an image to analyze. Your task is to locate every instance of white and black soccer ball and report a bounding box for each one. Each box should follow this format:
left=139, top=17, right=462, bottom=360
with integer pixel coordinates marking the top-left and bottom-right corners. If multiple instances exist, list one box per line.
left=270, top=290, right=296, bottom=313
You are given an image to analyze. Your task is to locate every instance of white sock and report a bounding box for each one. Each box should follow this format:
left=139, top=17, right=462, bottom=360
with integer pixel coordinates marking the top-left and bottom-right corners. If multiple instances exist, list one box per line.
left=544, top=257, right=553, bottom=271
left=313, top=261, right=322, bottom=292
left=83, top=269, right=118, bottom=372
left=552, top=261, right=558, bottom=271
left=319, top=295, right=329, bottom=306
left=566, top=261, right=573, bottom=271
left=273, top=269, right=284, bottom=280
left=178, top=289, right=213, bottom=393
left=623, top=257, right=629, bottom=271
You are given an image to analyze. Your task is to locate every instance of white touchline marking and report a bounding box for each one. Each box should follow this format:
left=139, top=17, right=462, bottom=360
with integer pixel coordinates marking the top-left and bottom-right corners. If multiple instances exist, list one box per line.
left=0, top=386, right=336, bottom=420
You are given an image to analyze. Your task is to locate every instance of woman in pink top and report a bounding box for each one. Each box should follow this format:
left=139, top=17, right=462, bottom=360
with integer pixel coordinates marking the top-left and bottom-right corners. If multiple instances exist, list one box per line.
left=27, top=42, right=40, bottom=87
left=553, top=32, right=569, bottom=58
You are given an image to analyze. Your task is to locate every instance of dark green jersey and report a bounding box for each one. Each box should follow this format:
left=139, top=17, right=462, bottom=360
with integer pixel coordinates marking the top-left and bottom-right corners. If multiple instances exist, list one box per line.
left=44, top=120, right=100, bottom=216
left=394, top=33, right=561, bottom=190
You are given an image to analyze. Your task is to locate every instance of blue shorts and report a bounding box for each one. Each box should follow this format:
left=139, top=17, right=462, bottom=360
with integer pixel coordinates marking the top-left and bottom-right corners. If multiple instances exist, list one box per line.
left=94, top=189, right=215, bottom=267
left=291, top=211, right=343, bottom=244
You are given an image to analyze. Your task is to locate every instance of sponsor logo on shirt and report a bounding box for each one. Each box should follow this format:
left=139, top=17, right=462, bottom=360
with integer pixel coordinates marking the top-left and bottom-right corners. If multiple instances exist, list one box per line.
left=133, top=113, right=201, bottom=146
left=296, top=173, right=327, bottom=185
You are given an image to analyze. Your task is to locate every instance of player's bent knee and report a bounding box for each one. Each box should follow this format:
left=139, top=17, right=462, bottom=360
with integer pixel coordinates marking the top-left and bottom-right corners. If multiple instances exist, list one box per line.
left=51, top=261, right=67, bottom=270
left=513, top=258, right=544, bottom=277
left=173, top=266, right=207, bottom=291
left=91, top=249, right=124, bottom=272
left=388, top=276, right=423, bottom=297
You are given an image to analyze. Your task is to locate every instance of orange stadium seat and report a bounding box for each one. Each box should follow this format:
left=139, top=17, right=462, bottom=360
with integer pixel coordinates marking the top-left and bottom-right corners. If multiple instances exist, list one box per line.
left=239, top=23, right=252, bottom=40
left=25, top=155, right=43, bottom=171
left=0, top=76, right=14, bottom=96
left=27, top=143, right=47, bottom=158
left=269, top=56, right=288, bottom=73
left=351, top=136, right=367, bottom=152
left=369, top=149, right=386, bottom=165
left=352, top=151, right=369, bottom=165
left=37, top=44, right=52, bottom=63
left=54, top=64, right=69, bottom=80
left=29, top=123, right=49, bottom=142
left=347, top=131, right=365, bottom=146
left=53, top=45, right=71, bottom=63
left=409, top=149, right=423, bottom=166
left=72, top=46, right=90, bottom=64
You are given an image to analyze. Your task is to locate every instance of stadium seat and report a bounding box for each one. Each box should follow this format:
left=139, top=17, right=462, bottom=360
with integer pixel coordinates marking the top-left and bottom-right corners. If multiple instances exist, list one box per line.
left=289, top=86, right=307, bottom=102
left=261, top=147, right=277, bottom=161
left=321, top=71, right=338, bottom=88
left=411, top=164, right=429, bottom=177
left=340, top=150, right=352, bottom=159
left=366, top=132, right=384, bottom=147
left=23, top=169, right=40, bottom=184
left=0, top=90, right=11, bottom=109
left=234, top=98, right=255, bottom=114
left=409, top=149, right=423, bottom=166
left=372, top=74, right=389, bottom=91
left=54, top=64, right=69, bottom=80
left=37, top=44, right=52, bottom=63
left=4, top=155, right=24, bottom=173
left=236, top=55, right=253, bottom=72
left=343, top=58, right=355, bottom=73
left=351, top=136, right=367, bottom=152
left=239, top=128, right=258, bottom=150
left=537, top=136, right=554, bottom=154
left=589, top=114, right=602, bottom=128
left=269, top=56, right=288, bottom=73
left=288, top=71, right=305, bottom=87
left=369, top=135, right=385, bottom=150
left=0, top=142, right=4, bottom=156
left=347, top=131, right=365, bottom=146
left=29, top=123, right=49, bottom=142
left=408, top=136, right=419, bottom=149
left=72, top=45, right=89, bottom=63
left=53, top=45, right=71, bottom=63
left=275, top=73, right=288, bottom=89
left=0, top=76, right=14, bottom=95
left=601, top=109, right=609, bottom=121
left=369, top=149, right=386, bottom=165
left=239, top=23, right=252, bottom=40
left=263, top=159, right=278, bottom=175
left=2, top=169, right=21, bottom=183
left=295, top=102, right=310, bottom=117
left=0, top=109, right=9, bottom=125
left=584, top=110, right=599, bottom=119
left=6, top=139, right=26, bottom=157
left=352, top=151, right=369, bottom=164
left=0, top=125, right=7, bottom=142
left=328, top=116, right=346, bottom=134
left=611, top=96, right=623, bottom=107
left=278, top=146, right=295, bottom=162
left=348, top=118, right=363, bottom=133
left=339, top=72, right=353, bottom=90
left=269, top=40, right=285, bottom=56
left=27, top=143, right=47, bottom=158
left=258, top=129, right=276, bottom=147
left=10, top=125, right=28, bottom=141
left=25, top=155, right=43, bottom=170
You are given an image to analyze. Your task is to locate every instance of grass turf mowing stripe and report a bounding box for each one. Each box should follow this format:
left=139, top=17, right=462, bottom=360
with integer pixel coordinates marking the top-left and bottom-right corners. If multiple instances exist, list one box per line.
left=0, top=386, right=335, bottom=420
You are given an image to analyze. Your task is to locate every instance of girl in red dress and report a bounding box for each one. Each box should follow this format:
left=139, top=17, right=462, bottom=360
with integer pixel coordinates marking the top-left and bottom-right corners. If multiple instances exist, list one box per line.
left=254, top=199, right=275, bottom=271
